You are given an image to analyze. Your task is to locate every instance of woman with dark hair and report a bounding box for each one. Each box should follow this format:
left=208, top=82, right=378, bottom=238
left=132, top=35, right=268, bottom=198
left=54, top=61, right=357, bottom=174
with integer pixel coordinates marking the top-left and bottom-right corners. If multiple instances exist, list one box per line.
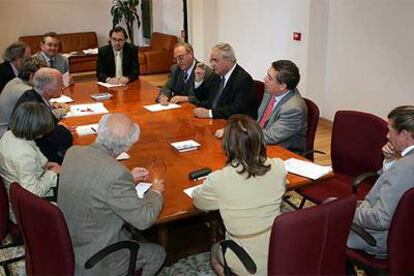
left=192, top=114, right=287, bottom=275
left=0, top=102, right=60, bottom=222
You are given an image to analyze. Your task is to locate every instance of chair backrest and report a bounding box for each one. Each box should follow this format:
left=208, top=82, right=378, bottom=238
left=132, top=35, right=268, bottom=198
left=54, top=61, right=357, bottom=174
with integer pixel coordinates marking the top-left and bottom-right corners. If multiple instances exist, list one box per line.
left=388, top=187, right=414, bottom=275
left=303, top=98, right=320, bottom=161
left=331, top=111, right=388, bottom=177
left=150, top=32, right=178, bottom=51
left=254, top=80, right=264, bottom=108
left=268, top=195, right=357, bottom=275
left=9, top=182, right=74, bottom=276
left=0, top=177, right=9, bottom=240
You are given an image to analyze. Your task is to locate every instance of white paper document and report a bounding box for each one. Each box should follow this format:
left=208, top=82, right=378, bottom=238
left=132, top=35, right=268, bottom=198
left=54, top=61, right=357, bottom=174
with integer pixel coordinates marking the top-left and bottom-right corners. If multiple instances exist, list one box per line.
left=135, top=182, right=152, bottom=199
left=97, top=82, right=126, bottom=88
left=116, top=152, right=131, bottom=160
left=75, top=124, right=99, bottom=136
left=49, top=94, right=73, bottom=103
left=83, top=48, right=98, bottom=55
left=170, top=140, right=200, bottom=152
left=183, top=184, right=202, bottom=198
left=143, top=103, right=181, bottom=112
left=65, top=103, right=109, bottom=118
left=284, top=158, right=332, bottom=180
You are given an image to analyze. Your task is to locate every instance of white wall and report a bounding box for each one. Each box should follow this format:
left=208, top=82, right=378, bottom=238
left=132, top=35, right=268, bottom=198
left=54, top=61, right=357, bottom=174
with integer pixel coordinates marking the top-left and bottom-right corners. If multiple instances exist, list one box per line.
left=151, top=0, right=183, bottom=40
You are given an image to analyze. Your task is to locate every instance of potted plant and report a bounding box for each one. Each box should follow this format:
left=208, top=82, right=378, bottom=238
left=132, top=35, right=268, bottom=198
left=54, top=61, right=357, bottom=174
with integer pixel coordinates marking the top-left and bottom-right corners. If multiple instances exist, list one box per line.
left=111, top=0, right=141, bottom=44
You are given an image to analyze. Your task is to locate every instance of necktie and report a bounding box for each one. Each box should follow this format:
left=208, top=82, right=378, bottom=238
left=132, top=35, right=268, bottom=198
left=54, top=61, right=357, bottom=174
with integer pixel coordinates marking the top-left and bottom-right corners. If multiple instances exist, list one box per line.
left=115, top=51, right=123, bottom=77
left=183, top=71, right=189, bottom=83
left=212, top=76, right=225, bottom=108
left=259, top=96, right=276, bottom=128
left=49, top=59, right=55, bottom=68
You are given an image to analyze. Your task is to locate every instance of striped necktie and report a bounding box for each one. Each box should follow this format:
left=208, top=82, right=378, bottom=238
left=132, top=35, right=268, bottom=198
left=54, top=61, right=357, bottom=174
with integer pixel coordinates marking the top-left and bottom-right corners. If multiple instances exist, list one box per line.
left=212, top=76, right=225, bottom=108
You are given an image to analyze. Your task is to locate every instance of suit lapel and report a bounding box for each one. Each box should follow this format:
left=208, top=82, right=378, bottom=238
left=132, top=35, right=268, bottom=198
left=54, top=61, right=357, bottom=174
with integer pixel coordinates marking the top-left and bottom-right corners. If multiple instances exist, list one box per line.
left=266, top=89, right=296, bottom=125
left=216, top=64, right=239, bottom=106
left=122, top=44, right=129, bottom=74
left=107, top=49, right=115, bottom=76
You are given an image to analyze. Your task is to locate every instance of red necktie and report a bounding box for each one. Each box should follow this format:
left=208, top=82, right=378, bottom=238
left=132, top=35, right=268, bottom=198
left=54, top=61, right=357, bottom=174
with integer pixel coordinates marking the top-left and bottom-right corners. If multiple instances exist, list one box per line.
left=259, top=96, right=276, bottom=128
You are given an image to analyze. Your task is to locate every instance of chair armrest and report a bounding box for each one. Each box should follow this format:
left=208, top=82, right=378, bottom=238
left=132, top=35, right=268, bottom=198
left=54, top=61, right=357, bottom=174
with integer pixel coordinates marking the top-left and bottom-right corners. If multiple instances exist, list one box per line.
left=219, top=240, right=257, bottom=276
left=350, top=223, right=377, bottom=247
left=301, top=149, right=326, bottom=159
left=352, top=171, right=379, bottom=193
left=85, top=240, right=140, bottom=276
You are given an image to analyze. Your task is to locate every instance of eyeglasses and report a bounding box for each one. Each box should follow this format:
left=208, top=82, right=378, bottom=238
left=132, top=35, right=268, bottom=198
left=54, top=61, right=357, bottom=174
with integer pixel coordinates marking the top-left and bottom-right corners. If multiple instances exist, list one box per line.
left=111, top=37, right=125, bottom=43
left=173, top=54, right=187, bottom=62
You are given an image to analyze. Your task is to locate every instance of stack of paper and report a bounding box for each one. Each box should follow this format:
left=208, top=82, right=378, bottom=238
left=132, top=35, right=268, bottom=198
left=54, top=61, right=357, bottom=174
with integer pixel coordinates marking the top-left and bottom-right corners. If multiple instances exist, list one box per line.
left=49, top=94, right=73, bottom=103
left=135, top=182, right=152, bottom=199
left=75, top=124, right=99, bottom=136
left=65, top=103, right=109, bottom=118
left=183, top=184, right=202, bottom=198
left=170, top=140, right=200, bottom=152
left=83, top=48, right=98, bottom=55
left=97, top=82, right=125, bottom=88
left=284, top=158, right=332, bottom=180
left=144, top=103, right=181, bottom=112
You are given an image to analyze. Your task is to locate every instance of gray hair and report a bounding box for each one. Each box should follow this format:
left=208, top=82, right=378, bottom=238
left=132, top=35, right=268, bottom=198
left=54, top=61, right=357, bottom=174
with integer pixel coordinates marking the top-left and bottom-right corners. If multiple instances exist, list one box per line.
left=19, top=57, right=47, bottom=82
left=174, top=42, right=194, bottom=53
left=212, top=43, right=236, bottom=63
left=2, top=41, right=28, bottom=62
left=33, top=67, right=60, bottom=94
left=95, top=113, right=140, bottom=156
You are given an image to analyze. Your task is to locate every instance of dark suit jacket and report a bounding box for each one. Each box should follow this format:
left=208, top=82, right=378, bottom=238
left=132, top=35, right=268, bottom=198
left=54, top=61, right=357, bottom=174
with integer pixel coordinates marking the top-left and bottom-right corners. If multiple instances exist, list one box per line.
left=14, top=89, right=73, bottom=164
left=96, top=43, right=139, bottom=82
left=0, top=61, right=16, bottom=93
left=194, top=64, right=257, bottom=119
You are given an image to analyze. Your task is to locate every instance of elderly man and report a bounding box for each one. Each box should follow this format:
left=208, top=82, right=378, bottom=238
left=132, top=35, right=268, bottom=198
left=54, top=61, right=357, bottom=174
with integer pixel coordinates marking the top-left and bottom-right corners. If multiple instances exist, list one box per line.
left=347, top=105, right=414, bottom=258
left=58, top=113, right=165, bottom=276
left=14, top=67, right=73, bottom=164
left=0, top=56, right=46, bottom=137
left=0, top=41, right=31, bottom=92
left=96, top=26, right=139, bottom=85
left=157, top=42, right=215, bottom=105
left=192, top=43, right=257, bottom=120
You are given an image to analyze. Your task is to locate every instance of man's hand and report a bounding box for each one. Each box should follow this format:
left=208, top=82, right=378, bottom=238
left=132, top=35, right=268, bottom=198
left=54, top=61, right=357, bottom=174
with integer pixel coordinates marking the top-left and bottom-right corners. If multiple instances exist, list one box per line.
left=46, top=162, right=61, bottom=174
left=193, top=107, right=210, bottom=118
left=170, top=95, right=188, bottom=104
left=150, top=179, right=165, bottom=194
left=107, top=77, right=121, bottom=85
left=119, top=76, right=129, bottom=84
left=52, top=102, right=70, bottom=113
left=57, top=121, right=75, bottom=132
left=158, top=95, right=169, bottom=106
left=382, top=141, right=397, bottom=161
left=214, top=128, right=224, bottom=139
left=131, top=167, right=149, bottom=183
left=194, top=63, right=206, bottom=82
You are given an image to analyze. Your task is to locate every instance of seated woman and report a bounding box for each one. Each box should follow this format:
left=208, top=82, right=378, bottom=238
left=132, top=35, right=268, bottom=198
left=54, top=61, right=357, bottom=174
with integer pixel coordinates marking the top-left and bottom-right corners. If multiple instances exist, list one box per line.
left=0, top=102, right=60, bottom=222
left=192, top=114, right=287, bottom=276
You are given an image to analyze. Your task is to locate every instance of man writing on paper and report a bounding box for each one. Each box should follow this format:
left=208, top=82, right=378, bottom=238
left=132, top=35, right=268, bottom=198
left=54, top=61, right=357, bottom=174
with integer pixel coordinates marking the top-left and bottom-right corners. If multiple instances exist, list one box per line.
left=58, top=113, right=165, bottom=275
left=157, top=42, right=215, bottom=105
left=192, top=43, right=257, bottom=120
left=96, top=26, right=139, bottom=85
left=347, top=105, right=414, bottom=258
left=215, top=60, right=307, bottom=154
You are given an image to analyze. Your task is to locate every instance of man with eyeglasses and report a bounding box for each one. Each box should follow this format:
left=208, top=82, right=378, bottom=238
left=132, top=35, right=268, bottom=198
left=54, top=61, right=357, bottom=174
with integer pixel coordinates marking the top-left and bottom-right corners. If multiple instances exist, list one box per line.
left=192, top=43, right=257, bottom=120
left=96, top=26, right=139, bottom=85
left=157, top=42, right=216, bottom=105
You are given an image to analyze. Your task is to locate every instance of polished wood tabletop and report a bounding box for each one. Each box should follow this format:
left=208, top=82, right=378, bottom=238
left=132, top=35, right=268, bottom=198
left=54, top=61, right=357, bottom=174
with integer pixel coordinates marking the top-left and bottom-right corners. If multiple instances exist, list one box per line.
left=62, top=79, right=315, bottom=224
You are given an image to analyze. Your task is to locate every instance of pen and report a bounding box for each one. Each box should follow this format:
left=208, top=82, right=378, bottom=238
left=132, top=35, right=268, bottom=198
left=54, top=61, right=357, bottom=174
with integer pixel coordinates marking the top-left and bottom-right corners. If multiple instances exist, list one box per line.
left=91, top=127, right=97, bottom=132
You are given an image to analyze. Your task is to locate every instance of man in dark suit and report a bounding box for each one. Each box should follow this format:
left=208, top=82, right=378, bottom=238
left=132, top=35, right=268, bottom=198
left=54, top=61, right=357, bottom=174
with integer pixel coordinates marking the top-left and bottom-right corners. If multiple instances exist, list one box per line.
left=0, top=41, right=31, bottom=93
left=96, top=26, right=139, bottom=84
left=192, top=43, right=257, bottom=120
left=157, top=42, right=215, bottom=105
left=14, top=67, right=73, bottom=164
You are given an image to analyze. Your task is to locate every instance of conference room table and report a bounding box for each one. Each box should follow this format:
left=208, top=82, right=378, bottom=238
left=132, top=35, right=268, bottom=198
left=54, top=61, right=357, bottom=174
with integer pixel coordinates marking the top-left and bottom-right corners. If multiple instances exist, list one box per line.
left=61, top=79, right=323, bottom=251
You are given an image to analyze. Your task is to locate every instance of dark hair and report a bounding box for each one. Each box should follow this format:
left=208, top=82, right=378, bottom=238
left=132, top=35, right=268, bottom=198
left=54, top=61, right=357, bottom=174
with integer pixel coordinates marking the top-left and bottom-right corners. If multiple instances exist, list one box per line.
left=2, top=41, right=28, bottom=62
left=18, top=56, right=47, bottom=82
left=9, top=102, right=54, bottom=140
left=388, top=105, right=414, bottom=137
left=223, top=114, right=271, bottom=178
left=271, top=60, right=300, bottom=90
left=109, top=26, right=128, bottom=40
left=42, top=32, right=59, bottom=43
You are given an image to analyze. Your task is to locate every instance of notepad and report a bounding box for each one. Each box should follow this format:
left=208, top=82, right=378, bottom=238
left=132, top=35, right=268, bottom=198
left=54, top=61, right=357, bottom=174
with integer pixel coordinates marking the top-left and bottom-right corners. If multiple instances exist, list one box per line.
left=135, top=182, right=152, bottom=199
left=49, top=94, right=73, bottom=103
left=284, top=158, right=332, bottom=180
left=65, top=103, right=109, bottom=118
left=183, top=184, right=202, bottom=198
left=143, top=103, right=181, bottom=112
left=170, top=140, right=200, bottom=152
left=97, top=82, right=126, bottom=88
left=75, top=124, right=99, bottom=136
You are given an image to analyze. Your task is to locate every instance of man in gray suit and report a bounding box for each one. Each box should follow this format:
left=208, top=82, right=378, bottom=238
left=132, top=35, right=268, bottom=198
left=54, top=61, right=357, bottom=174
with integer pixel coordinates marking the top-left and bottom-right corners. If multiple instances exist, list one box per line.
left=215, top=60, right=307, bottom=154
left=58, top=113, right=166, bottom=275
left=157, top=42, right=215, bottom=106
left=347, top=105, right=414, bottom=258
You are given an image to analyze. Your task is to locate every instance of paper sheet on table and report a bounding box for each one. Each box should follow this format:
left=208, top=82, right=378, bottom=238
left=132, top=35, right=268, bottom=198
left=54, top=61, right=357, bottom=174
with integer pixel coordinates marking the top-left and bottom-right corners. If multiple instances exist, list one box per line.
left=284, top=158, right=332, bottom=180
left=75, top=124, right=99, bottom=136
left=183, top=184, right=202, bottom=198
left=83, top=48, right=98, bottom=55
left=63, top=71, right=70, bottom=87
left=170, top=140, right=200, bottom=152
left=116, top=152, right=130, bottom=160
left=97, top=82, right=125, bottom=88
left=135, top=182, right=152, bottom=199
left=65, top=103, right=109, bottom=118
left=143, top=103, right=181, bottom=112
left=49, top=94, right=73, bottom=103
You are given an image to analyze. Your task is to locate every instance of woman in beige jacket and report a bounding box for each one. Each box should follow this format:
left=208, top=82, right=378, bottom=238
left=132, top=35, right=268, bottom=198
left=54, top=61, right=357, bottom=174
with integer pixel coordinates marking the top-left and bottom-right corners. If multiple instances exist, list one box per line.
left=192, top=114, right=287, bottom=275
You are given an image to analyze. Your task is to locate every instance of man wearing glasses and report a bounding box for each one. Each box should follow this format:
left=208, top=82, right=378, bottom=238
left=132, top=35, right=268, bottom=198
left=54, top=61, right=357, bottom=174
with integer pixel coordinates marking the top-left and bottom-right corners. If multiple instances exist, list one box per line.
left=96, top=26, right=139, bottom=85
left=157, top=42, right=216, bottom=105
